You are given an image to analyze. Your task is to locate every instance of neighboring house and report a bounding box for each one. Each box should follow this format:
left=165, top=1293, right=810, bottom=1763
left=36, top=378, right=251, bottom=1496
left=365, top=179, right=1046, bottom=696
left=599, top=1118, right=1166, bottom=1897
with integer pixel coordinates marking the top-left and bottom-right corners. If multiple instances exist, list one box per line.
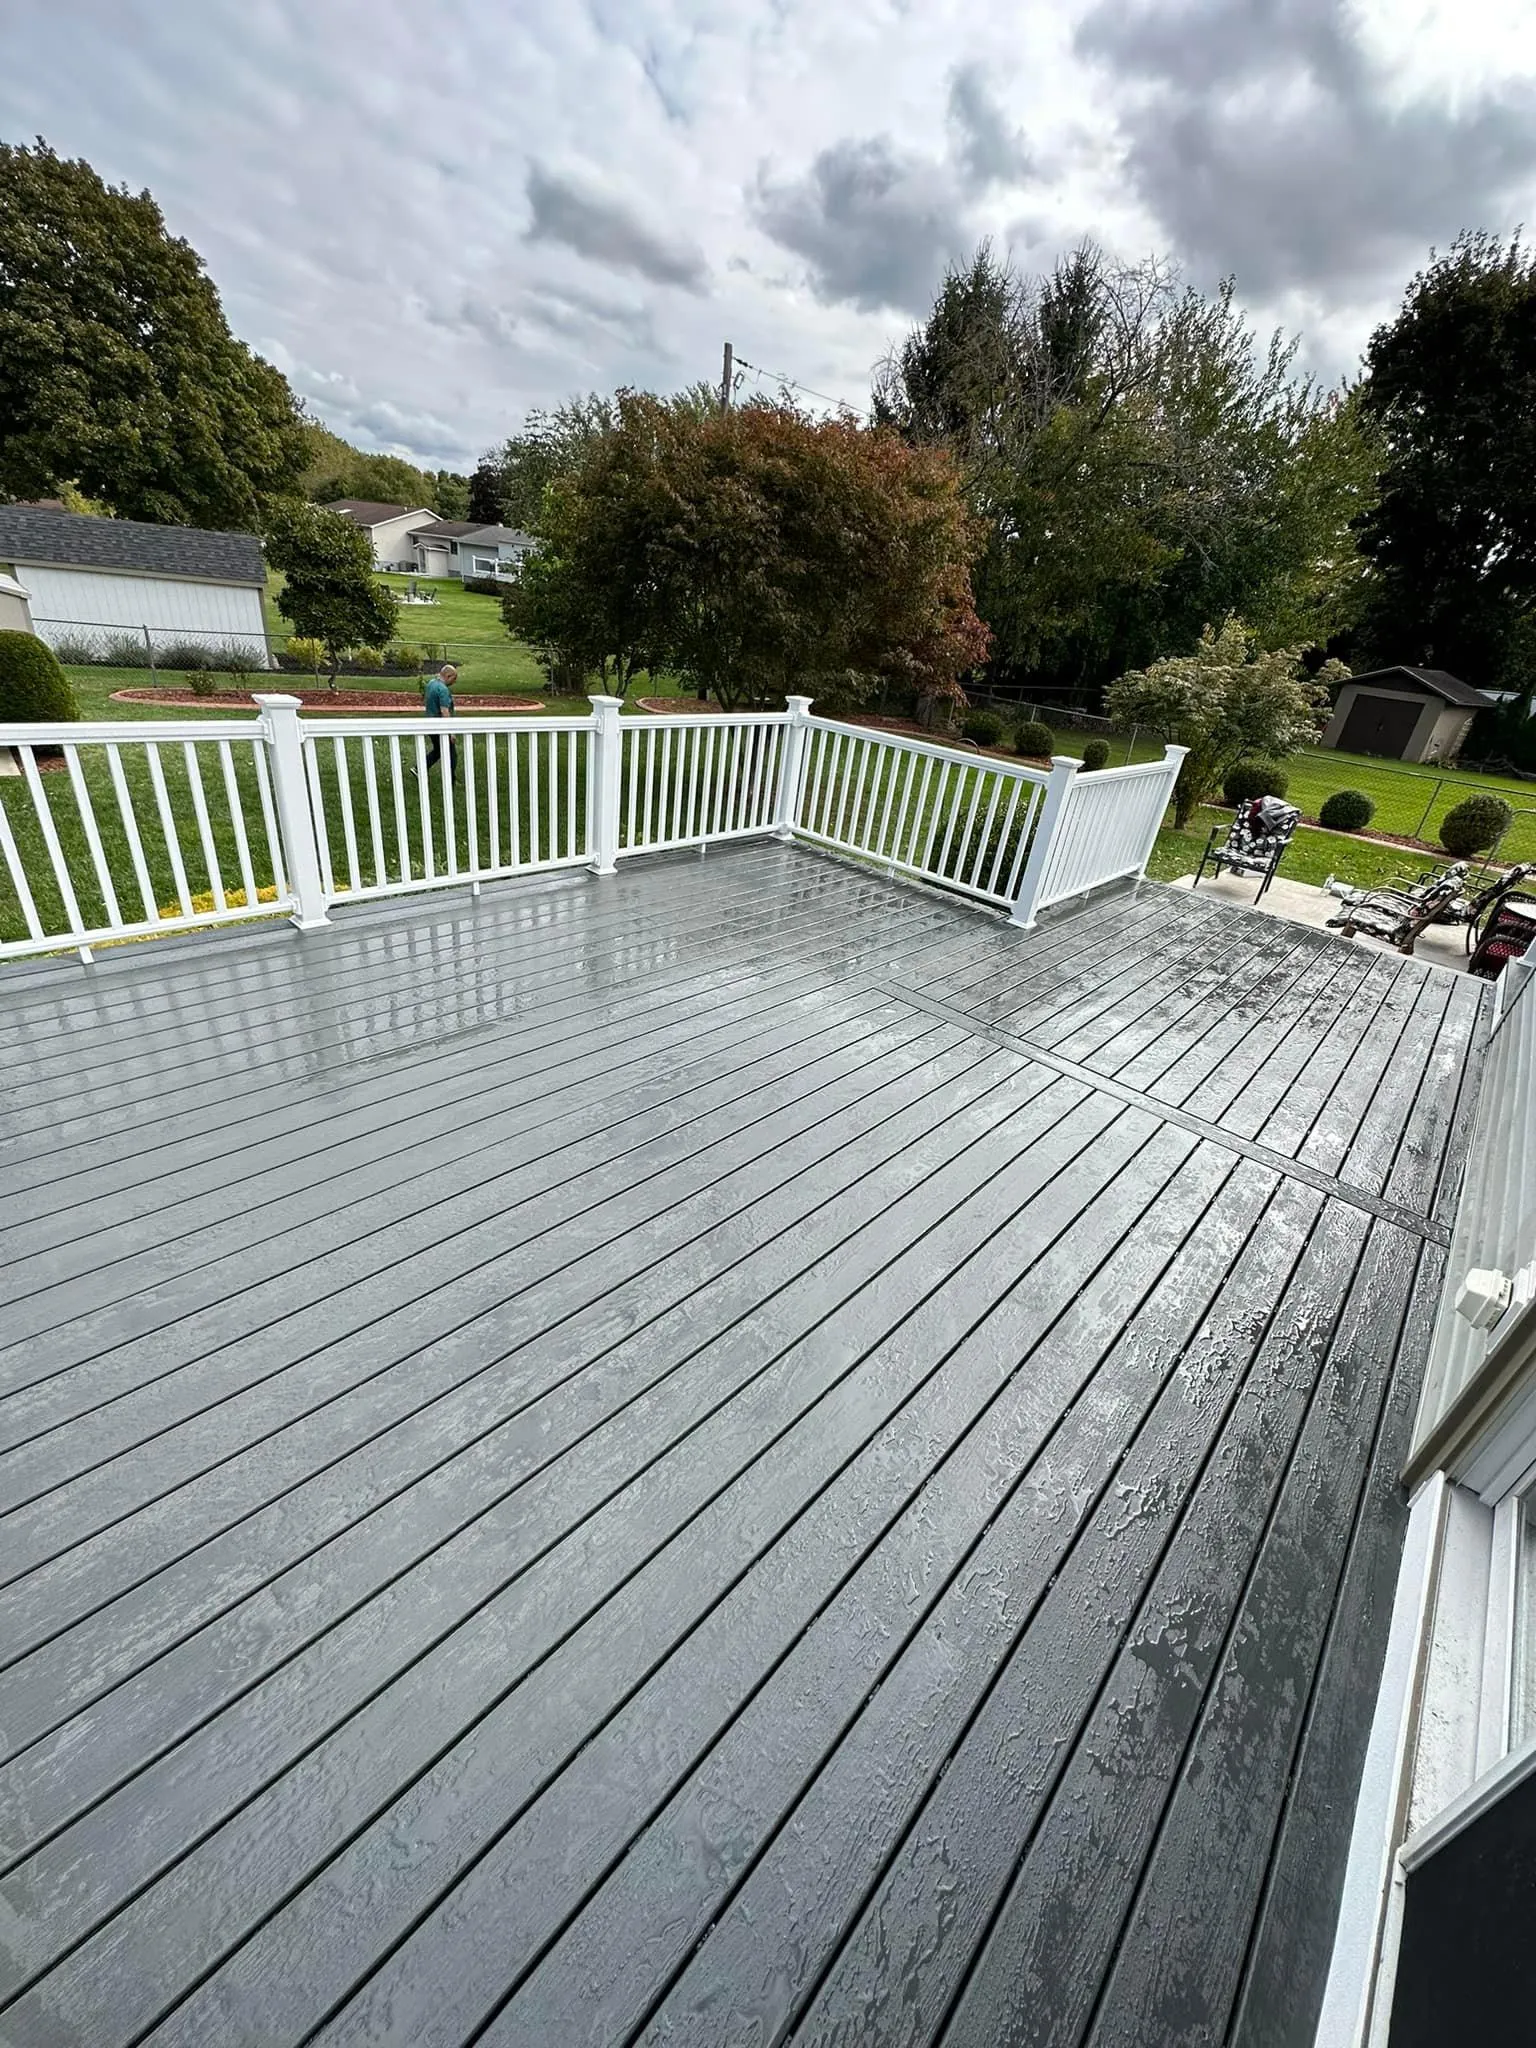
left=1320, top=665, right=1493, bottom=763
left=405, top=518, right=481, bottom=578
left=0, top=569, right=33, bottom=634
left=0, top=504, right=269, bottom=663
left=325, top=500, right=437, bottom=571
left=406, top=520, right=537, bottom=580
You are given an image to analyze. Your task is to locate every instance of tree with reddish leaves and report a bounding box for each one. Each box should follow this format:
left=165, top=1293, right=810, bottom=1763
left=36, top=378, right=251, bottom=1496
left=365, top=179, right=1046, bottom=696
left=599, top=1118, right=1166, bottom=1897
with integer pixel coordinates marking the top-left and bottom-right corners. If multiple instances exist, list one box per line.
left=504, top=392, right=988, bottom=711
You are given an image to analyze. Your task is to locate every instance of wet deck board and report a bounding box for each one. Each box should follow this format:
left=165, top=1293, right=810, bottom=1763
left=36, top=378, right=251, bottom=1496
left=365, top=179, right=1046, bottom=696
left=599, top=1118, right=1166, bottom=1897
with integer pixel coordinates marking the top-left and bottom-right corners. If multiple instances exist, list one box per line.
left=0, top=842, right=1487, bottom=2047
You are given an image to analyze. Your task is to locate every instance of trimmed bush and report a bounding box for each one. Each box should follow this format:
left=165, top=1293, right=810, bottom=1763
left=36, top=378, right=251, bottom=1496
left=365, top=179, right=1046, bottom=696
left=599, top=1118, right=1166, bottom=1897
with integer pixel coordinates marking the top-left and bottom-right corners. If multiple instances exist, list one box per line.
left=1223, top=758, right=1290, bottom=806
left=1080, top=738, right=1111, bottom=771
left=286, top=636, right=325, bottom=674
left=461, top=576, right=505, bottom=597
left=962, top=710, right=1005, bottom=746
left=187, top=672, right=219, bottom=698
left=350, top=644, right=386, bottom=672
left=1319, top=788, right=1375, bottom=832
left=0, top=631, right=79, bottom=723
left=1440, top=792, right=1513, bottom=858
left=387, top=642, right=422, bottom=672
left=1015, top=719, right=1054, bottom=758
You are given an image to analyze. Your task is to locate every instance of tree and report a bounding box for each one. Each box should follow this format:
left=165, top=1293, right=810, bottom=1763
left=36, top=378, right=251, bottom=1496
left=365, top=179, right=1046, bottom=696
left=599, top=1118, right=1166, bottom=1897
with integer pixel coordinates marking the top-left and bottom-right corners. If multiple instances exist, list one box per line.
left=503, top=392, right=989, bottom=710
left=474, top=394, right=619, bottom=532
left=877, top=242, right=1376, bottom=699
left=265, top=503, right=398, bottom=687
left=1355, top=233, right=1536, bottom=691
left=1106, top=618, right=1337, bottom=827
left=299, top=421, right=468, bottom=518
left=0, top=140, right=307, bottom=526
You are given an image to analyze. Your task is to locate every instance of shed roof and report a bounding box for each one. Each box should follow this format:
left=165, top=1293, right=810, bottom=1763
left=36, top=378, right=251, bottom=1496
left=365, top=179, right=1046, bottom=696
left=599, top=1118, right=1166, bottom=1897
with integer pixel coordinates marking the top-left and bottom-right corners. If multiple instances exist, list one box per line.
left=1349, top=666, right=1493, bottom=709
left=0, top=504, right=265, bottom=586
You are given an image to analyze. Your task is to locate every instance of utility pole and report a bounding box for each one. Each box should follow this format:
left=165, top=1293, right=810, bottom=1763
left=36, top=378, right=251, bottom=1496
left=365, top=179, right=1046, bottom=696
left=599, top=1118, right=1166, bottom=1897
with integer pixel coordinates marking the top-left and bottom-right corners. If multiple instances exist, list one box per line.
left=720, top=340, right=733, bottom=412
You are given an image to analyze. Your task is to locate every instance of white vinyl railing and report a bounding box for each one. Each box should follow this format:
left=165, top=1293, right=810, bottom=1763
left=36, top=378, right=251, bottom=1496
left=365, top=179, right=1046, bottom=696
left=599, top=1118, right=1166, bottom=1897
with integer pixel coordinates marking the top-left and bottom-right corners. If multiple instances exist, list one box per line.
left=794, top=716, right=1051, bottom=907
left=620, top=713, right=787, bottom=855
left=0, top=690, right=1187, bottom=961
left=1031, top=752, right=1189, bottom=914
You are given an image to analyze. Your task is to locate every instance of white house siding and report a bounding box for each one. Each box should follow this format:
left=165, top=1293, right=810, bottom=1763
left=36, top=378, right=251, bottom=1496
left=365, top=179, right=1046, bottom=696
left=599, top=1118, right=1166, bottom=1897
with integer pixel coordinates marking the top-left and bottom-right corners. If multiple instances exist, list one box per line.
left=22, top=566, right=270, bottom=662
left=363, top=510, right=435, bottom=570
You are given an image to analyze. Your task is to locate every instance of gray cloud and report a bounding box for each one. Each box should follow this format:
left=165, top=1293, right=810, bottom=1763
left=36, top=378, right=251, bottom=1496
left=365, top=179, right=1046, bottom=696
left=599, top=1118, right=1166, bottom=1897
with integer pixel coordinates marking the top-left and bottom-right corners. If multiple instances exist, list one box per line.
left=523, top=163, right=708, bottom=292
left=1077, top=0, right=1536, bottom=296
left=755, top=137, right=972, bottom=314
left=947, top=62, right=1032, bottom=191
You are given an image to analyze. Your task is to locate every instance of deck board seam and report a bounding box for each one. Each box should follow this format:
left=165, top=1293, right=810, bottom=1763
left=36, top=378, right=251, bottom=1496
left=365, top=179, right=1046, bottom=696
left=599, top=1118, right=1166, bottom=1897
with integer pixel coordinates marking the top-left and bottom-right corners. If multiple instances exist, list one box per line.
left=878, top=983, right=1453, bottom=1245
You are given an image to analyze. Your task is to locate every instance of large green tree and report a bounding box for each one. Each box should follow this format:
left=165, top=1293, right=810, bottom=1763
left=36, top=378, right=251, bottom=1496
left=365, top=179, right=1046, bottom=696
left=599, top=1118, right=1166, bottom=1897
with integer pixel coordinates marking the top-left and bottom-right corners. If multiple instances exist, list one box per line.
left=503, top=393, right=989, bottom=710
left=1355, top=232, right=1536, bottom=692
left=300, top=421, right=468, bottom=518
left=0, top=139, right=308, bottom=526
left=877, top=243, right=1376, bottom=699
left=265, top=503, right=398, bottom=687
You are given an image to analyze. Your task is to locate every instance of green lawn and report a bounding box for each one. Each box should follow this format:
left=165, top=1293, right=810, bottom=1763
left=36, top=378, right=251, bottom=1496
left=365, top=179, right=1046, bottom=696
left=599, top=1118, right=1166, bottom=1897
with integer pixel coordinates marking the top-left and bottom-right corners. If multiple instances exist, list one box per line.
left=1149, top=807, right=1446, bottom=892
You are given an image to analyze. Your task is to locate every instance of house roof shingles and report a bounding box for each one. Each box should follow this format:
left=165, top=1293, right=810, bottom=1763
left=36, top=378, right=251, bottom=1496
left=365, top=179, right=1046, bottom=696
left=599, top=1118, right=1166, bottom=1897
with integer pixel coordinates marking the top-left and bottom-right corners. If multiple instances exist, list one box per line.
left=1351, top=665, right=1493, bottom=709
left=324, top=500, right=424, bottom=526
left=0, top=505, right=265, bottom=586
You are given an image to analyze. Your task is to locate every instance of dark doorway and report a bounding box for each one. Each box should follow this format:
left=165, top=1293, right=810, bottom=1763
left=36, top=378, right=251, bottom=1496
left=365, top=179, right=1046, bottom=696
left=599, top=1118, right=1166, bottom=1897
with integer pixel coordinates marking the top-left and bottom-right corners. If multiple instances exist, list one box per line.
left=1337, top=693, right=1424, bottom=758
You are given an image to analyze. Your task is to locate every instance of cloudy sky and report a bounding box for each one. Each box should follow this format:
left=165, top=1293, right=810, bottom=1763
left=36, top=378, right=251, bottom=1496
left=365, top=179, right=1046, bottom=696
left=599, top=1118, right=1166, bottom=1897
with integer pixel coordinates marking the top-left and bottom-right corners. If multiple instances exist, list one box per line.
left=3, top=0, right=1534, bottom=471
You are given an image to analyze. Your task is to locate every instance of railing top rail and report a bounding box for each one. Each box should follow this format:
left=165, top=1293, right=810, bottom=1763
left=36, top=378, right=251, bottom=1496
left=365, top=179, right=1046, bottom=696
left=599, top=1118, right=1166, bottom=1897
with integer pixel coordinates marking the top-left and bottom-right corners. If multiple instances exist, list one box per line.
left=293, top=714, right=596, bottom=739
left=0, top=718, right=267, bottom=744
left=805, top=716, right=1053, bottom=784
left=632, top=710, right=791, bottom=730
left=1068, top=752, right=1183, bottom=782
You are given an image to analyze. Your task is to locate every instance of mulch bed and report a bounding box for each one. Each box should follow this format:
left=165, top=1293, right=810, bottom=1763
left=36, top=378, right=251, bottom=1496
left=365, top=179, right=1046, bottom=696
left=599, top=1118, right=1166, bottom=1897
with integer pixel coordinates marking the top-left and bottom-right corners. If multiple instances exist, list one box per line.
left=109, top=688, right=542, bottom=712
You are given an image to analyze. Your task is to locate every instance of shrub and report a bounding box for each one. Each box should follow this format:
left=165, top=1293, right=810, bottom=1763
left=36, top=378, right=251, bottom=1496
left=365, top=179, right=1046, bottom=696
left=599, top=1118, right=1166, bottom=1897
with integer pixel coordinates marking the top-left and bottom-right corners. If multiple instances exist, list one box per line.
left=1319, top=788, right=1375, bottom=832
left=387, top=642, right=422, bottom=672
left=962, top=710, right=1005, bottom=746
left=157, top=638, right=228, bottom=669
left=350, top=644, right=386, bottom=671
left=0, top=632, right=80, bottom=723
left=286, top=636, right=325, bottom=674
left=1440, top=792, right=1514, bottom=858
left=101, top=632, right=154, bottom=668
left=50, top=633, right=103, bottom=666
left=1015, top=719, right=1054, bottom=758
left=1223, top=758, right=1290, bottom=806
left=461, top=576, right=505, bottom=597
left=1080, top=738, right=1111, bottom=771
left=187, top=671, right=219, bottom=698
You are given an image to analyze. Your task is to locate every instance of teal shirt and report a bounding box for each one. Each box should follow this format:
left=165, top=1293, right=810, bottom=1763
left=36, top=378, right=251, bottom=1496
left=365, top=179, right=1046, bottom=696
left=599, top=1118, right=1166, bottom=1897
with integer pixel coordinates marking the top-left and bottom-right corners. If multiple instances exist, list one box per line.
left=424, top=676, right=455, bottom=717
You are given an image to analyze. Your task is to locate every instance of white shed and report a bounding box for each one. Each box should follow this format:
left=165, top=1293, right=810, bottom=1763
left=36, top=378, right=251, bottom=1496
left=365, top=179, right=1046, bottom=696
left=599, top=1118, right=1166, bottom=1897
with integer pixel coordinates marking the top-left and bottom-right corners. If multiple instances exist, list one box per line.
left=0, top=506, right=269, bottom=665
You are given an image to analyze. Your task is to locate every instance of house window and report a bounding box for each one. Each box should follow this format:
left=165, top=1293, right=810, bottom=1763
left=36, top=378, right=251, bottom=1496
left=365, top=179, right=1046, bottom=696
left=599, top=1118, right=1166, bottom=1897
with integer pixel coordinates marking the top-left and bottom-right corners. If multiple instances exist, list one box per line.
left=1513, top=1500, right=1536, bottom=1746
left=472, top=557, right=498, bottom=575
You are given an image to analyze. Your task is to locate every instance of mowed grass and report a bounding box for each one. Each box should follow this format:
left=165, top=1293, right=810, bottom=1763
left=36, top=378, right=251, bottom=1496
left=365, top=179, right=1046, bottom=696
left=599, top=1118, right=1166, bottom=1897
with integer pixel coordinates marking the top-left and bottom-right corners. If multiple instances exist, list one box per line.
left=1148, top=808, right=1446, bottom=892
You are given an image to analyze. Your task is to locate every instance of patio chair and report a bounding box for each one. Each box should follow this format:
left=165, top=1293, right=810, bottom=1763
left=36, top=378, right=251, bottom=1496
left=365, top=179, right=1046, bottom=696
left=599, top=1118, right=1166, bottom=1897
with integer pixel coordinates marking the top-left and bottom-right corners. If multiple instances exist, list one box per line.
left=1192, top=794, right=1302, bottom=901
left=1325, top=865, right=1467, bottom=955
left=1468, top=887, right=1536, bottom=981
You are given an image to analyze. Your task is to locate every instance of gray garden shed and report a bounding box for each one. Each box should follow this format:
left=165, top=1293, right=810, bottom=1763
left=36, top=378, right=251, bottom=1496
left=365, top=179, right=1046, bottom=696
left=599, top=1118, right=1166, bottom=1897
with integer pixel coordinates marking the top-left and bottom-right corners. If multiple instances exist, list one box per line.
left=1320, top=665, right=1492, bottom=762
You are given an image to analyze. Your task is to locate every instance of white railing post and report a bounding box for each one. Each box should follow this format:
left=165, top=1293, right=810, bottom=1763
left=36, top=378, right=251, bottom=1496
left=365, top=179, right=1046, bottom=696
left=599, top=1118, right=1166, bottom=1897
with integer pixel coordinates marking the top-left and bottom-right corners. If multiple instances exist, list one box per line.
left=774, top=695, right=814, bottom=839
left=1008, top=753, right=1081, bottom=929
left=1133, top=743, right=1188, bottom=874
left=588, top=694, right=623, bottom=875
left=253, top=693, right=330, bottom=930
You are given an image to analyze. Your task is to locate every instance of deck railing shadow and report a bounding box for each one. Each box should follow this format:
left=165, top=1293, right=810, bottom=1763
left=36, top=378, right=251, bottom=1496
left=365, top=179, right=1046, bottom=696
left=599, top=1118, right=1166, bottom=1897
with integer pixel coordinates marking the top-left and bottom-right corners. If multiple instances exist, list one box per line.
left=0, top=692, right=1187, bottom=962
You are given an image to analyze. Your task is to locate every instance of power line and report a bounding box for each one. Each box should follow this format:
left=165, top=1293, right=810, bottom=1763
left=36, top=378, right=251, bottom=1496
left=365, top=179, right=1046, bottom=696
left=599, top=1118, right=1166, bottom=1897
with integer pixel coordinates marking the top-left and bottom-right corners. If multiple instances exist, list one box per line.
left=732, top=356, right=856, bottom=413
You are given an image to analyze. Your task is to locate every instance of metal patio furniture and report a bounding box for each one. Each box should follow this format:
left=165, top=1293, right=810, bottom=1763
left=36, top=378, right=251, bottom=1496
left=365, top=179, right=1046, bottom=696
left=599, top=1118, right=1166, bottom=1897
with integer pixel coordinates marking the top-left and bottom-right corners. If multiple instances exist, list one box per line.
left=1192, top=794, right=1302, bottom=900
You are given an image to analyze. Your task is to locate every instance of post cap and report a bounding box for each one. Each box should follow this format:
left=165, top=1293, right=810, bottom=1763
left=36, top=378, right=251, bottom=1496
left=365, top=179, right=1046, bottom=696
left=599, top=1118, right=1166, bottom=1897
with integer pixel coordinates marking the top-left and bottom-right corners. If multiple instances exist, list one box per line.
left=586, top=694, right=625, bottom=710
left=252, top=693, right=304, bottom=710
left=1048, top=754, right=1084, bottom=770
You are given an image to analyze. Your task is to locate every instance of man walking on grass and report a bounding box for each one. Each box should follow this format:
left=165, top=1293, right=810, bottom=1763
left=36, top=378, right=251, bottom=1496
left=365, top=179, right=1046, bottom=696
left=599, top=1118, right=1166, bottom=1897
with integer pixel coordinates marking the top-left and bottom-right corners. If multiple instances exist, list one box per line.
left=424, top=662, right=458, bottom=771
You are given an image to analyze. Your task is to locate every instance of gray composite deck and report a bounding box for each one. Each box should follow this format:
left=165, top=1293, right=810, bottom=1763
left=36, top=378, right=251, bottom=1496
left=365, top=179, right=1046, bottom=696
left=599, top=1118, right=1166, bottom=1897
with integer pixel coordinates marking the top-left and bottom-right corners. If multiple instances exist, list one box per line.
left=0, top=840, right=1488, bottom=2048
